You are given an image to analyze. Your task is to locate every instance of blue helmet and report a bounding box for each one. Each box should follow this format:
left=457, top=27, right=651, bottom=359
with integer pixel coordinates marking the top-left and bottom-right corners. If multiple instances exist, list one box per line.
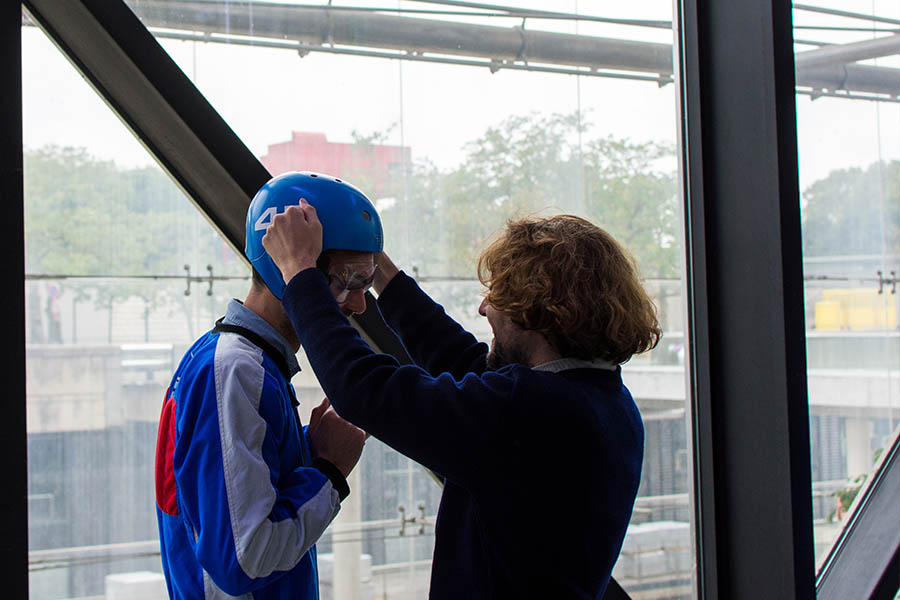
left=245, top=171, right=384, bottom=300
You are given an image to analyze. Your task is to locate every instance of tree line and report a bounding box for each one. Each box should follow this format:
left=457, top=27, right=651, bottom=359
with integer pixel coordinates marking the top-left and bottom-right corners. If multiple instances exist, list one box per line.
left=24, top=112, right=900, bottom=305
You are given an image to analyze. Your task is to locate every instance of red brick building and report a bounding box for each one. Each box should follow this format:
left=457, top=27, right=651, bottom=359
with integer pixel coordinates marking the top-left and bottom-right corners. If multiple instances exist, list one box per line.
left=259, top=131, right=411, bottom=198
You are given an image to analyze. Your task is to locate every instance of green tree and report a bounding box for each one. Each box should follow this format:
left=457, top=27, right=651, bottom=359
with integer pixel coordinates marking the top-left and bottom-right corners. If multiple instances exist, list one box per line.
left=23, top=145, right=240, bottom=309
left=802, top=161, right=900, bottom=258
left=582, top=136, right=680, bottom=278
left=376, top=112, right=680, bottom=281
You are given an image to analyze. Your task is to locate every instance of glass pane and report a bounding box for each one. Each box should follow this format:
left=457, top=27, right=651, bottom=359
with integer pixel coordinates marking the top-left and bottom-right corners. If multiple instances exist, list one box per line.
left=22, top=21, right=252, bottom=600
left=27, top=1, right=692, bottom=598
left=790, top=2, right=900, bottom=570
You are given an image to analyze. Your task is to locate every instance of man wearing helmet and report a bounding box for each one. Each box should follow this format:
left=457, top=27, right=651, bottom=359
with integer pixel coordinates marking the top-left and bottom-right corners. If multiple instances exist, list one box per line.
left=262, top=202, right=661, bottom=599
left=155, top=172, right=381, bottom=599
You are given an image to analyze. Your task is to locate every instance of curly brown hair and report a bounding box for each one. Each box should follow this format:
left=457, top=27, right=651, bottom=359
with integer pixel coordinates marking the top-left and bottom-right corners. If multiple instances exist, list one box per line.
left=477, top=215, right=661, bottom=364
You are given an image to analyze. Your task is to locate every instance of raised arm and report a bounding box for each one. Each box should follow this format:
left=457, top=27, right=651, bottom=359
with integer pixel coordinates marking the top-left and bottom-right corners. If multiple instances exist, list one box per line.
left=282, top=268, right=522, bottom=487
left=372, top=252, right=400, bottom=295
left=376, top=268, right=488, bottom=379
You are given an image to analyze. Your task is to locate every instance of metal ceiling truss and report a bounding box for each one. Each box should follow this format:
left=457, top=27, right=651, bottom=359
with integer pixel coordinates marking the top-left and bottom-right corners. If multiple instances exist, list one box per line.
left=126, top=0, right=900, bottom=99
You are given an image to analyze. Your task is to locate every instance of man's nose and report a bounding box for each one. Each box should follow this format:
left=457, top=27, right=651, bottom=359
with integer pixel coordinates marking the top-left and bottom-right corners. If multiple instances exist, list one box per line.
left=478, top=297, right=488, bottom=317
left=343, top=290, right=368, bottom=316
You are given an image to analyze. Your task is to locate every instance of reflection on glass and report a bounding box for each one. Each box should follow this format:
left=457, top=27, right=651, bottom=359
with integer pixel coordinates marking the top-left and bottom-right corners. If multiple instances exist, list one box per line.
left=25, top=1, right=691, bottom=598
left=790, top=1, right=900, bottom=569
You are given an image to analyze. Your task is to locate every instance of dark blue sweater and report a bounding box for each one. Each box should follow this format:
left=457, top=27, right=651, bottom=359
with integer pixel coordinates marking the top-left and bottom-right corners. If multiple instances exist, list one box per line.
left=283, top=269, right=644, bottom=599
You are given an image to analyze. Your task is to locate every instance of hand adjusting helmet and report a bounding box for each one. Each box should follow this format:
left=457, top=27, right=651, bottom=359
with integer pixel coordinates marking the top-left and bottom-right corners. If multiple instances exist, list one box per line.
left=245, top=171, right=384, bottom=300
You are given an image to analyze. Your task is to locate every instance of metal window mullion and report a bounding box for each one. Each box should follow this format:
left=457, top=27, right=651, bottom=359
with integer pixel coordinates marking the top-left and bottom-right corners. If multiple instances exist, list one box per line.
left=677, top=0, right=815, bottom=598
left=817, top=427, right=900, bottom=599
left=3, top=1, right=29, bottom=597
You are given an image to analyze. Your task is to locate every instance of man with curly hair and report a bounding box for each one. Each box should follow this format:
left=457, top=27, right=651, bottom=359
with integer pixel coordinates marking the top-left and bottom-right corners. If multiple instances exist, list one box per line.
left=263, top=205, right=661, bottom=599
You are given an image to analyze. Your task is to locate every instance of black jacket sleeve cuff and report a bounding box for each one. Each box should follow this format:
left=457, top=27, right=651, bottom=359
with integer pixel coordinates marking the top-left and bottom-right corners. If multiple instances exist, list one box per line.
left=312, top=457, right=350, bottom=501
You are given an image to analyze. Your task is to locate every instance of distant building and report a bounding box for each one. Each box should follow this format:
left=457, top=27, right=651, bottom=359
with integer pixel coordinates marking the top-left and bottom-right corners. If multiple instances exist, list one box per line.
left=259, top=131, right=411, bottom=198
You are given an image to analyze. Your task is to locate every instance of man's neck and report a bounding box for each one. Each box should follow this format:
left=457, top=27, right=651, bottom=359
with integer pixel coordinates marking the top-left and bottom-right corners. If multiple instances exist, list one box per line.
left=242, top=289, right=300, bottom=352
left=521, top=331, right=562, bottom=368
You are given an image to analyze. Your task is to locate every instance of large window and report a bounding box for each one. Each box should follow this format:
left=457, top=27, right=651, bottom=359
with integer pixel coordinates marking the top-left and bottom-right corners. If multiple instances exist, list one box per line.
left=790, top=1, right=900, bottom=569
left=24, top=1, right=694, bottom=598
left=22, top=24, right=250, bottom=599
left=20, top=0, right=900, bottom=597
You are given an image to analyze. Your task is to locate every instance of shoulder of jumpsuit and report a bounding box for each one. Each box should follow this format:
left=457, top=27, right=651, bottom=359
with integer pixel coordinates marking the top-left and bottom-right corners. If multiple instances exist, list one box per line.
left=220, top=299, right=302, bottom=379
left=215, top=300, right=302, bottom=413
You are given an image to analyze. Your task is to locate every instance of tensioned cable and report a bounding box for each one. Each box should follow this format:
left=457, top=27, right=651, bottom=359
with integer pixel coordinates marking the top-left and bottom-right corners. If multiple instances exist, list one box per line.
left=402, top=0, right=672, bottom=28
left=869, top=0, right=897, bottom=435
left=24, top=273, right=248, bottom=282
left=796, top=89, right=900, bottom=103
left=27, top=272, right=888, bottom=285
left=220, top=4, right=633, bottom=21
left=793, top=4, right=900, bottom=27
left=205, top=0, right=673, bottom=28
left=575, top=0, right=586, bottom=215
left=793, top=25, right=900, bottom=33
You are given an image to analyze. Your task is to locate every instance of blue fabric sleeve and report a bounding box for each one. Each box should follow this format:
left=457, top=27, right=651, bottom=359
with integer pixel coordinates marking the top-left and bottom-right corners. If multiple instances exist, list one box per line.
left=376, top=271, right=489, bottom=379
left=283, top=268, right=522, bottom=487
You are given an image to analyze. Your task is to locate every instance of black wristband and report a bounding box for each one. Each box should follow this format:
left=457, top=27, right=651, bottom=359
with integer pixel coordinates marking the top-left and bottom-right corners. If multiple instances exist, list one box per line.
left=311, top=457, right=350, bottom=501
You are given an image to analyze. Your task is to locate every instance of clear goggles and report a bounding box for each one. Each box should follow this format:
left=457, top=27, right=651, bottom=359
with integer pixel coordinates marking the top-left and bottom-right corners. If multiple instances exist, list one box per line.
left=327, top=263, right=377, bottom=303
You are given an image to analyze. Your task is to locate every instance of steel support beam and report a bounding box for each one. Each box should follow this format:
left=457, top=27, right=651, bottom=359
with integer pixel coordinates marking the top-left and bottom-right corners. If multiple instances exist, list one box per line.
left=1, top=0, right=28, bottom=596
left=817, top=428, right=900, bottom=600
left=129, top=0, right=674, bottom=74
left=677, top=0, right=815, bottom=597
left=795, top=34, right=900, bottom=70
left=125, top=0, right=900, bottom=97
left=797, top=62, right=900, bottom=96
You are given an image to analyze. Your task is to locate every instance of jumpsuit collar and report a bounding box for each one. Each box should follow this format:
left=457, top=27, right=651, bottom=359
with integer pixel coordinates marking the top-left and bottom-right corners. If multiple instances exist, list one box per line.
left=222, top=299, right=302, bottom=377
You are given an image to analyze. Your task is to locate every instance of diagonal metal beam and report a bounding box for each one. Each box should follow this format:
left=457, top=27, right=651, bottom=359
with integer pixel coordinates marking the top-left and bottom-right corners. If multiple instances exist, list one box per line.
left=23, top=0, right=270, bottom=255
left=817, top=426, right=900, bottom=600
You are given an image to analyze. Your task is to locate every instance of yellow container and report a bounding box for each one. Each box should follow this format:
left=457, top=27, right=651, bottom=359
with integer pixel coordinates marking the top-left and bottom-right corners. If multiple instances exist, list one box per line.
left=814, top=301, right=843, bottom=331
left=819, top=288, right=898, bottom=330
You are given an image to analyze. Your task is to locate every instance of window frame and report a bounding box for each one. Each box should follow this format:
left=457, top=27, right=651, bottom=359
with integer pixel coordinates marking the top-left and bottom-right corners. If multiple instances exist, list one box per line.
left=676, top=0, right=816, bottom=597
left=3, top=1, right=28, bottom=596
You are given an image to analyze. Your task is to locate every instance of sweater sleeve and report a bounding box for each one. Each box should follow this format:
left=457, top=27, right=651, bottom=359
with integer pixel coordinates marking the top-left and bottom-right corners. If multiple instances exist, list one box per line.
left=284, top=268, right=520, bottom=486
left=376, top=271, right=489, bottom=379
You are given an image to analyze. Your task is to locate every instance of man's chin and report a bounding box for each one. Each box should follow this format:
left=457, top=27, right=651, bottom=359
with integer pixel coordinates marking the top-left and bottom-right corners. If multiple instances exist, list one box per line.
left=485, top=350, right=504, bottom=370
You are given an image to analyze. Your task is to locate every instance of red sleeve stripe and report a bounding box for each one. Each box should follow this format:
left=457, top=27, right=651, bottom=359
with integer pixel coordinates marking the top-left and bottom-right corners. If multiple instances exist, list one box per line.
left=154, top=393, right=179, bottom=515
